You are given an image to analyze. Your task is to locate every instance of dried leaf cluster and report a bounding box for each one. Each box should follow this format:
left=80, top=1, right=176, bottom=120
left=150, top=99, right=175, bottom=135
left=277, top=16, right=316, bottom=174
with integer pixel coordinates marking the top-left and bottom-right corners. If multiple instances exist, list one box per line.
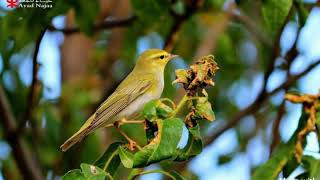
left=285, top=93, right=320, bottom=162
left=173, top=55, right=219, bottom=96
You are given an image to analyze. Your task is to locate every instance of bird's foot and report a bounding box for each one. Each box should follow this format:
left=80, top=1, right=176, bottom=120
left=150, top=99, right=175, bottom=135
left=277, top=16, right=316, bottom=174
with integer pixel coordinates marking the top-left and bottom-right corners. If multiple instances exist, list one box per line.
left=113, top=121, right=120, bottom=128
left=113, top=118, right=127, bottom=127
left=127, top=139, right=142, bottom=151
left=115, top=125, right=142, bottom=151
left=118, top=118, right=145, bottom=126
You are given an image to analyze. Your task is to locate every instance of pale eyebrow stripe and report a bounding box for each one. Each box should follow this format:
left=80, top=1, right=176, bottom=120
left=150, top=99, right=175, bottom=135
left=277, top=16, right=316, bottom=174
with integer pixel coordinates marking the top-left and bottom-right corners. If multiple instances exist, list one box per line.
left=150, top=53, right=168, bottom=59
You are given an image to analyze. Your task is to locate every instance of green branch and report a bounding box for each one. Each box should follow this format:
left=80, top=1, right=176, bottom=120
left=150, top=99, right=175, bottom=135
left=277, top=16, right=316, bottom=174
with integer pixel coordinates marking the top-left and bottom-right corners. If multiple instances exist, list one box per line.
left=129, top=169, right=180, bottom=180
left=171, top=94, right=189, bottom=117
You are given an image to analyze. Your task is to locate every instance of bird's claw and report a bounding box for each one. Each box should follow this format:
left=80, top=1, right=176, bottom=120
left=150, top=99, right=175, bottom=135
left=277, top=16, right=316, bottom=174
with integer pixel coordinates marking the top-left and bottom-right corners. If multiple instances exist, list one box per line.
left=127, top=140, right=137, bottom=151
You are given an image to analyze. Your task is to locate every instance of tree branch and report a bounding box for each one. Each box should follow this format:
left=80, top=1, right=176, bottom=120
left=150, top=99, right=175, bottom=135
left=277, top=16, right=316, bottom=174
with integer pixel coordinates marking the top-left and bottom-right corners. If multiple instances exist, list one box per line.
left=204, top=59, right=320, bottom=145
left=270, top=100, right=286, bottom=155
left=164, top=0, right=201, bottom=51
left=47, top=16, right=137, bottom=35
left=203, top=3, right=296, bottom=145
left=0, top=85, right=44, bottom=180
left=267, top=4, right=305, bottom=152
left=18, top=28, right=47, bottom=132
left=231, top=12, right=272, bottom=47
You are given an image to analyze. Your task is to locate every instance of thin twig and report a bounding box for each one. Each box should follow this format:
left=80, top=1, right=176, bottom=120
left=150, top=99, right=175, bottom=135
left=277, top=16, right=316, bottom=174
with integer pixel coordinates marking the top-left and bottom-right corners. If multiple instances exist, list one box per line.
left=164, top=0, right=202, bottom=51
left=171, top=94, right=188, bottom=117
left=0, top=85, right=44, bottom=180
left=47, top=16, right=137, bottom=35
left=231, top=12, right=272, bottom=47
left=284, top=93, right=320, bottom=161
left=269, top=8, right=304, bottom=153
left=131, top=169, right=178, bottom=180
left=18, top=28, right=47, bottom=132
left=270, top=100, right=286, bottom=155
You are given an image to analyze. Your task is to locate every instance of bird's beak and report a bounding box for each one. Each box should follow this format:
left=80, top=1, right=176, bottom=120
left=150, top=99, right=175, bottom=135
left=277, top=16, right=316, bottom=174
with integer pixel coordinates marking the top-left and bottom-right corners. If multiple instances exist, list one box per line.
left=169, top=54, right=179, bottom=60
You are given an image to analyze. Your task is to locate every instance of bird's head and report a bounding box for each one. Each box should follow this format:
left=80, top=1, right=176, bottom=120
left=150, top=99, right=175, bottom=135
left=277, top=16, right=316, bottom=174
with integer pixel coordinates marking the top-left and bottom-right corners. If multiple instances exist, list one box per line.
left=135, top=49, right=178, bottom=72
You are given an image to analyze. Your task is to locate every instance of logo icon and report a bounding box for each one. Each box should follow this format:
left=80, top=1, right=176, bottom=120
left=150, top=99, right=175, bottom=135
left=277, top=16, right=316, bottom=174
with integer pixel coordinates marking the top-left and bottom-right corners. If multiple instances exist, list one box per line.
left=7, top=0, right=19, bottom=8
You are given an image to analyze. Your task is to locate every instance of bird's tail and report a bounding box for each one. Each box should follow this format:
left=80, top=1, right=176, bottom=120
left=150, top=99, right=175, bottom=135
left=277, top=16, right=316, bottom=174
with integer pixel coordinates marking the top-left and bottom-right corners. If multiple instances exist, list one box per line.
left=60, top=115, right=95, bottom=152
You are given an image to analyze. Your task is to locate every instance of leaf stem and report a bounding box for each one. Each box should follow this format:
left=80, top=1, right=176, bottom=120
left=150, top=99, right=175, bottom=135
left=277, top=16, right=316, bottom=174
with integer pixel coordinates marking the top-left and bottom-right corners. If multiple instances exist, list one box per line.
left=105, top=172, right=114, bottom=180
left=171, top=94, right=189, bottom=117
left=131, top=169, right=176, bottom=180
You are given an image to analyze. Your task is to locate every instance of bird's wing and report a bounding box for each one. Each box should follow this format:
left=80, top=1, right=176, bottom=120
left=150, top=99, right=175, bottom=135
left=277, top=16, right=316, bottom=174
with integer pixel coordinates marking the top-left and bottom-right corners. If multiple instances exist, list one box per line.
left=88, top=78, right=152, bottom=131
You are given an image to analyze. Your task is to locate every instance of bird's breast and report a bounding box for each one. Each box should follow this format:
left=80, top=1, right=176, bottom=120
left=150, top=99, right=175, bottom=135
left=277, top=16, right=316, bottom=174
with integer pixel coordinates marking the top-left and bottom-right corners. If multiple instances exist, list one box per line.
left=116, top=74, right=164, bottom=120
left=116, top=93, right=160, bottom=119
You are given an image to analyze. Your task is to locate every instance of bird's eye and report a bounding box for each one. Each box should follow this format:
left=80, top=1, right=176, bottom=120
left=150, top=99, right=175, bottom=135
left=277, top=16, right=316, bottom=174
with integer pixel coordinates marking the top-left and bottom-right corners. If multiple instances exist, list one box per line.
left=159, top=55, right=165, bottom=60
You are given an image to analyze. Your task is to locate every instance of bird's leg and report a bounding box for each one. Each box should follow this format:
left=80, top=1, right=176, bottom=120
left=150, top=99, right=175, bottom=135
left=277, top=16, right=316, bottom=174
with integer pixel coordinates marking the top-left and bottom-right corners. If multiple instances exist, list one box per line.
left=119, top=118, right=147, bottom=130
left=114, top=120, right=142, bottom=151
left=115, top=127, right=142, bottom=151
left=118, top=118, right=145, bottom=126
left=127, top=120, right=145, bottom=123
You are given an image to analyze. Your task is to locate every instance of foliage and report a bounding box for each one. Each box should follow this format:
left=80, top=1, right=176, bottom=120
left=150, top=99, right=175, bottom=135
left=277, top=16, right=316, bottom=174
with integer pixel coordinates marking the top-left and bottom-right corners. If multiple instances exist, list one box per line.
left=61, top=164, right=112, bottom=180
left=253, top=93, right=320, bottom=180
left=128, top=169, right=186, bottom=180
left=262, top=0, right=293, bottom=37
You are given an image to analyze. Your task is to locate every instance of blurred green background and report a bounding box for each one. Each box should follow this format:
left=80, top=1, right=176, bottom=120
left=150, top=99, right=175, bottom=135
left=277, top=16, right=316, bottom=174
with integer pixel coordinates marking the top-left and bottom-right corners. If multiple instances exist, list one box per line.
left=0, top=0, right=320, bottom=179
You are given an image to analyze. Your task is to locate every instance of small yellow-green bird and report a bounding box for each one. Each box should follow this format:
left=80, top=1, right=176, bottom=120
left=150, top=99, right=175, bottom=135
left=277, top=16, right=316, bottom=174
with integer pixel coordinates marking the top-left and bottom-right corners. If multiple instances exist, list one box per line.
left=60, top=49, right=178, bottom=151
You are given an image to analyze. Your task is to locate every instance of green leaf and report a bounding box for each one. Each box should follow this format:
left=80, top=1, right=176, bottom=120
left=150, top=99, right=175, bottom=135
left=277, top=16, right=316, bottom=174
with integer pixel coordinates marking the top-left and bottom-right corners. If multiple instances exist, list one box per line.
left=143, top=100, right=158, bottom=122
left=131, top=0, right=170, bottom=23
left=157, top=99, right=175, bottom=119
left=128, top=169, right=186, bottom=180
left=80, top=163, right=107, bottom=180
left=194, top=96, right=215, bottom=122
left=295, top=1, right=309, bottom=26
left=189, top=124, right=202, bottom=140
left=94, top=142, right=123, bottom=176
left=168, top=171, right=186, bottom=180
left=262, top=0, right=293, bottom=37
left=175, top=125, right=203, bottom=161
left=129, top=0, right=173, bottom=37
left=127, top=169, right=143, bottom=180
left=282, top=155, right=298, bottom=178
left=119, top=118, right=184, bottom=168
left=118, top=146, right=135, bottom=168
left=143, top=99, right=174, bottom=122
left=252, top=143, right=295, bottom=180
left=132, top=118, right=183, bottom=167
left=295, top=172, right=309, bottom=179
left=61, top=169, right=85, bottom=180
left=73, top=0, right=100, bottom=35
left=301, top=155, right=320, bottom=179
left=282, top=108, right=313, bottom=177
